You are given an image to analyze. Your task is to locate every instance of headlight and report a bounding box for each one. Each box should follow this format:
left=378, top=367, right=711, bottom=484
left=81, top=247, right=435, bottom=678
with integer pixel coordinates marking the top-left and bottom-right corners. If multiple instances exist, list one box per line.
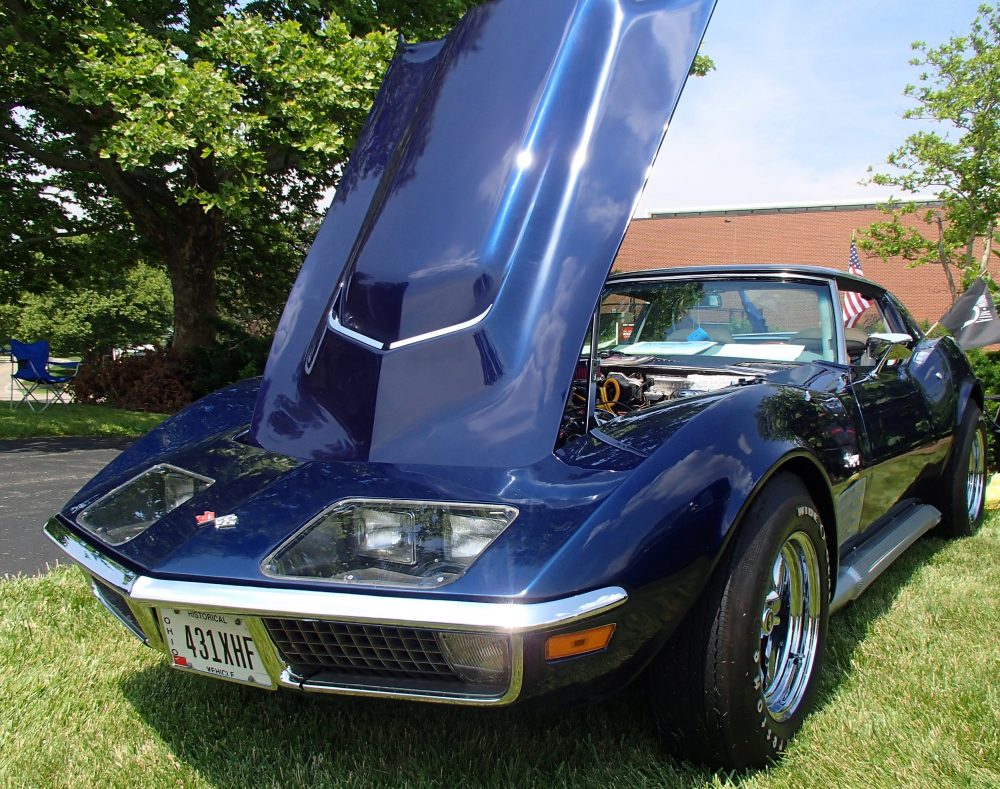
left=77, top=464, right=214, bottom=546
left=262, top=499, right=518, bottom=589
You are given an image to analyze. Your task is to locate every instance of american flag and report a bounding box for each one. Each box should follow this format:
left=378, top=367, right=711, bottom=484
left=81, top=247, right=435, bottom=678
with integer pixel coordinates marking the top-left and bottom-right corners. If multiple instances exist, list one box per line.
left=843, top=240, right=871, bottom=327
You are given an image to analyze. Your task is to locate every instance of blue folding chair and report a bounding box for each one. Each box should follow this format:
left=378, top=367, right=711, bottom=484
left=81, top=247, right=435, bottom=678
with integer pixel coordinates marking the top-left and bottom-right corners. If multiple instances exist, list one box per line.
left=1, top=340, right=10, bottom=406
left=10, top=340, right=82, bottom=412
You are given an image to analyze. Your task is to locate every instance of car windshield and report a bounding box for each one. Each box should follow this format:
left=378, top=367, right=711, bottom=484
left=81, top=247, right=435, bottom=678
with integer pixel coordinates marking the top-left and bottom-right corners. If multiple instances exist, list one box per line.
left=600, top=278, right=838, bottom=365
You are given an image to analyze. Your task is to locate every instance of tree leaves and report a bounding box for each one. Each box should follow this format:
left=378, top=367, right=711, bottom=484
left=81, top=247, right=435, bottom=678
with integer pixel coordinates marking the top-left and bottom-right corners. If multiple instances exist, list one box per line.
left=0, top=1, right=467, bottom=353
left=865, top=4, right=1000, bottom=299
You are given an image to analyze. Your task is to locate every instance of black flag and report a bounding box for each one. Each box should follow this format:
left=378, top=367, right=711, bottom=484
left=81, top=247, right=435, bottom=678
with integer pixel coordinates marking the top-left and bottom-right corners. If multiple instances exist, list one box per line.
left=938, top=278, right=1000, bottom=349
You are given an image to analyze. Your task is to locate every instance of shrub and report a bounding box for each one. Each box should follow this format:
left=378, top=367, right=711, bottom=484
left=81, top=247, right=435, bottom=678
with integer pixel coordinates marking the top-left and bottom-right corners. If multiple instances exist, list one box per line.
left=185, top=322, right=271, bottom=399
left=71, top=348, right=193, bottom=413
left=69, top=321, right=272, bottom=413
left=966, top=349, right=1000, bottom=398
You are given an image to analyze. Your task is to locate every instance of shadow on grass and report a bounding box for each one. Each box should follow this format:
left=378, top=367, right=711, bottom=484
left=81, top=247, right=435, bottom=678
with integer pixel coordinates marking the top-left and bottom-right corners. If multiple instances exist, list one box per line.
left=118, top=537, right=950, bottom=788
left=813, top=533, right=950, bottom=707
left=120, top=664, right=721, bottom=788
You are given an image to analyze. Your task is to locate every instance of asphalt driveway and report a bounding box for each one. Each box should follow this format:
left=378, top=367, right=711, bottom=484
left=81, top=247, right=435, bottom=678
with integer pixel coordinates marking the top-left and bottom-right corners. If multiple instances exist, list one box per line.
left=0, top=437, right=131, bottom=577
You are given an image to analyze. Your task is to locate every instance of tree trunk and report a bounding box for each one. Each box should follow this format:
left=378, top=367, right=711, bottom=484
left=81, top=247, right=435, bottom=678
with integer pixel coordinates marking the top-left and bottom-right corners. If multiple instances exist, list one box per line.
left=981, top=220, right=995, bottom=275
left=935, top=212, right=959, bottom=304
left=91, top=158, right=226, bottom=357
left=162, top=205, right=225, bottom=355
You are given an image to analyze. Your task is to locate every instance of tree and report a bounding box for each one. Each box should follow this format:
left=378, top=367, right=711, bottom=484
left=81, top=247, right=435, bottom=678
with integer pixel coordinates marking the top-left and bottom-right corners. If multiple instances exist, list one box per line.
left=858, top=202, right=962, bottom=304
left=863, top=3, right=1000, bottom=300
left=0, top=1, right=476, bottom=355
left=0, top=1, right=708, bottom=357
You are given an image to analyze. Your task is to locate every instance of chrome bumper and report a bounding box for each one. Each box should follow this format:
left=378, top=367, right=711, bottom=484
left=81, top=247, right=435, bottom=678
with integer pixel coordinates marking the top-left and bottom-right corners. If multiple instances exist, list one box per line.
left=45, top=517, right=627, bottom=705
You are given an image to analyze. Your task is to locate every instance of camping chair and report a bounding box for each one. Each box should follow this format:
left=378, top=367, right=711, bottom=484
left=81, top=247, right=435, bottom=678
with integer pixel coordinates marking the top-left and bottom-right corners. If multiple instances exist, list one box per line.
left=1, top=341, right=10, bottom=406
left=9, top=340, right=82, bottom=412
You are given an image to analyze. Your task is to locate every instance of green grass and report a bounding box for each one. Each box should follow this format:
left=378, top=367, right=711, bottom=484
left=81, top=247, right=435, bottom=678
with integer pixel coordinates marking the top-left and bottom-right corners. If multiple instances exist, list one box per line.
left=2, top=517, right=999, bottom=788
left=0, top=403, right=166, bottom=439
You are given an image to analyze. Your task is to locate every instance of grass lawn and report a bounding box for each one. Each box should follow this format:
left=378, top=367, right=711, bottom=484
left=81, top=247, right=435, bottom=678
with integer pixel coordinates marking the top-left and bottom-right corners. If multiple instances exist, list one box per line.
left=0, top=403, right=166, bottom=440
left=2, top=517, right=998, bottom=788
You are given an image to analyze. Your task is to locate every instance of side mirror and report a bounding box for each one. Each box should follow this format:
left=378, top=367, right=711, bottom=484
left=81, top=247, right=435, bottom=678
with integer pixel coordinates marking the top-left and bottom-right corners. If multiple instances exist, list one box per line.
left=865, top=332, right=913, bottom=377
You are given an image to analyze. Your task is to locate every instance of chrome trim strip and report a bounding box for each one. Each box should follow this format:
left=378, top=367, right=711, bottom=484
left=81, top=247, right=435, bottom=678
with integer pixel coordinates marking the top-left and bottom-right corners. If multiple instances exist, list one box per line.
left=44, top=518, right=137, bottom=592
left=831, top=503, right=941, bottom=613
left=276, top=634, right=525, bottom=706
left=245, top=617, right=288, bottom=686
left=45, top=517, right=627, bottom=633
left=327, top=306, right=494, bottom=351
left=326, top=313, right=384, bottom=350
left=388, top=306, right=492, bottom=350
left=128, top=577, right=627, bottom=633
left=828, top=279, right=849, bottom=365
left=608, top=271, right=839, bottom=287
left=47, top=522, right=616, bottom=705
left=129, top=603, right=166, bottom=653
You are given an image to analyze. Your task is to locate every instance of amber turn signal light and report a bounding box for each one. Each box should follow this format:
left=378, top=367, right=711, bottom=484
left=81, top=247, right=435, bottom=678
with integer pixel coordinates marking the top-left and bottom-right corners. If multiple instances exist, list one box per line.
left=545, top=623, right=616, bottom=660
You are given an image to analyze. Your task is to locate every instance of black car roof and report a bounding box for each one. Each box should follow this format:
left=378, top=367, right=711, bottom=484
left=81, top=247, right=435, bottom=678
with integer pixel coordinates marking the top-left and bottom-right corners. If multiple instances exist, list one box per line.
left=606, top=264, right=885, bottom=296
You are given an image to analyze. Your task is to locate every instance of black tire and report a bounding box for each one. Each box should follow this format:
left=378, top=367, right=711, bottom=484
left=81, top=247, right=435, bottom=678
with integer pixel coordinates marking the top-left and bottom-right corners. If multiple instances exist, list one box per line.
left=938, top=403, right=987, bottom=538
left=649, top=473, right=830, bottom=769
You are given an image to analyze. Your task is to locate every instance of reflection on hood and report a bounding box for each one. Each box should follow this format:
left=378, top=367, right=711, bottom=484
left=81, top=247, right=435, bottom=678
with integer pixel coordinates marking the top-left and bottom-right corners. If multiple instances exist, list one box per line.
left=251, top=0, right=717, bottom=467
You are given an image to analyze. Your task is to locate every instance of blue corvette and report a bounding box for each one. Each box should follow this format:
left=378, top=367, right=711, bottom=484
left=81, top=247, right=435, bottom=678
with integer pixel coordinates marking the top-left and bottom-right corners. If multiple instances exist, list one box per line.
left=45, top=0, right=986, bottom=769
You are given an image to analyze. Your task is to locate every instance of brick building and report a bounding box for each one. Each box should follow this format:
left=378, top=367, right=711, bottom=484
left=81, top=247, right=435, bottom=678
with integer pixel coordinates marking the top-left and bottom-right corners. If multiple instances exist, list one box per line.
left=615, top=199, right=993, bottom=324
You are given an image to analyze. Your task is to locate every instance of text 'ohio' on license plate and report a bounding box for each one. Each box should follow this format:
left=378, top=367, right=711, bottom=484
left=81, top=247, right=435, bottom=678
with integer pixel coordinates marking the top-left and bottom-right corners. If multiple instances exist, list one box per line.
left=159, top=608, right=272, bottom=688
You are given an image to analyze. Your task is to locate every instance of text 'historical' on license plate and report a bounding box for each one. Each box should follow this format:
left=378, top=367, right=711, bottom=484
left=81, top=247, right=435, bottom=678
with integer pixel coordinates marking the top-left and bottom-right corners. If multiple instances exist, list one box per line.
left=159, top=608, right=272, bottom=688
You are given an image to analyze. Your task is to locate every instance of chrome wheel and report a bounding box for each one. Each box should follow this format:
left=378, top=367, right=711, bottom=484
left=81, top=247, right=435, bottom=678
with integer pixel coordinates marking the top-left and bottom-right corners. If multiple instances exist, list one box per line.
left=966, top=426, right=986, bottom=523
left=758, top=530, right=822, bottom=722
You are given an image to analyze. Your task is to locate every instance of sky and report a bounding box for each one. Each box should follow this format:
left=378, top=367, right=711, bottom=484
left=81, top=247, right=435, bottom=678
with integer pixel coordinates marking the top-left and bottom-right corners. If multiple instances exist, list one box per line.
left=635, top=0, right=987, bottom=216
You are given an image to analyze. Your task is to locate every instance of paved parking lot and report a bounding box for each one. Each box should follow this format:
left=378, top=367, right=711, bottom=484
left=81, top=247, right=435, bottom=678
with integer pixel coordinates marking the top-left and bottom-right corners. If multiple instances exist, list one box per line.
left=0, top=437, right=130, bottom=577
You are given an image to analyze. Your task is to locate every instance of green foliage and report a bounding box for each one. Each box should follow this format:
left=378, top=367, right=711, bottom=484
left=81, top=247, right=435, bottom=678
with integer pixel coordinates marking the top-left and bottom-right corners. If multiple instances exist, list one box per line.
left=69, top=319, right=270, bottom=412
left=245, top=0, right=478, bottom=40
left=966, top=348, right=1000, bottom=398
left=185, top=320, right=272, bottom=398
left=858, top=205, right=938, bottom=263
left=691, top=52, right=716, bottom=77
left=62, top=12, right=394, bottom=217
left=0, top=1, right=466, bottom=354
left=0, top=0, right=712, bottom=362
left=864, top=4, right=1000, bottom=298
left=0, top=261, right=172, bottom=357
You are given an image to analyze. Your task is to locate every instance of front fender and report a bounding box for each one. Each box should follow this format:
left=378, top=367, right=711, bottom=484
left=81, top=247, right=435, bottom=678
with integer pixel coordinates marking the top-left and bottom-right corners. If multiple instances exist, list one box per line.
left=66, top=378, right=262, bottom=511
left=525, top=384, right=845, bottom=634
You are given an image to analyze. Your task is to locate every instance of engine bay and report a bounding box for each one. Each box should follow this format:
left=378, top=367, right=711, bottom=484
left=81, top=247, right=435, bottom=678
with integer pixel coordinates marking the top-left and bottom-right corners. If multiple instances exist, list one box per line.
left=557, top=355, right=760, bottom=446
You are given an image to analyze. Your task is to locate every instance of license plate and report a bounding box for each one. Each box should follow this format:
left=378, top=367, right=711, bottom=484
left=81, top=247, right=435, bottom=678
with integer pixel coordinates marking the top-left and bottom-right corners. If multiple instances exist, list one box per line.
left=159, top=608, right=272, bottom=688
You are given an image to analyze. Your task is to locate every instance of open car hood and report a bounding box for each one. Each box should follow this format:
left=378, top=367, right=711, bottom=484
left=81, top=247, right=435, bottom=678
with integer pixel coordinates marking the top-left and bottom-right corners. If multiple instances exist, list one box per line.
left=250, top=0, right=716, bottom=467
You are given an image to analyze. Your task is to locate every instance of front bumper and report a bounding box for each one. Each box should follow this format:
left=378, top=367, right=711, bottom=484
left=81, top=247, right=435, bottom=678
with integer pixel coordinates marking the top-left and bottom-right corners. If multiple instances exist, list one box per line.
left=45, top=518, right=628, bottom=705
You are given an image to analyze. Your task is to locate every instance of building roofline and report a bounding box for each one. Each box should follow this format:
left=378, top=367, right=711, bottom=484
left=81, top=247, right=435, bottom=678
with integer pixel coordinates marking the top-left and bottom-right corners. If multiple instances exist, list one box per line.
left=607, top=263, right=884, bottom=294
left=643, top=196, right=943, bottom=220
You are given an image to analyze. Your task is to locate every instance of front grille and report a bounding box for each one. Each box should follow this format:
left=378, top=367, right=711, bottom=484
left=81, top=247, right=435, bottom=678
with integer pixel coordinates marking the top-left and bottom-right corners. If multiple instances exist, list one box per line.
left=264, top=619, right=458, bottom=680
